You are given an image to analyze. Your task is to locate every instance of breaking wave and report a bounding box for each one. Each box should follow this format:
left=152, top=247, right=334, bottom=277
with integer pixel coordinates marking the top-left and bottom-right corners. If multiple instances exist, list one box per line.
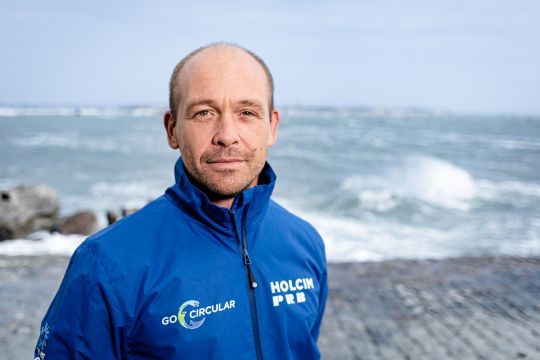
left=342, top=155, right=477, bottom=212
left=0, top=232, right=84, bottom=256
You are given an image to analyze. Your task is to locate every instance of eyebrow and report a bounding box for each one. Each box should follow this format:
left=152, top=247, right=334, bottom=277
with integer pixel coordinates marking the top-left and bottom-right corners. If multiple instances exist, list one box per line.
left=237, top=100, right=265, bottom=109
left=184, top=99, right=265, bottom=113
left=184, top=99, right=217, bottom=114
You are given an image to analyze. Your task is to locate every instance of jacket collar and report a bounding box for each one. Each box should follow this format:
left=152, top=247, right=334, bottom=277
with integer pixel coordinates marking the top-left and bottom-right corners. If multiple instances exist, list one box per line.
left=165, top=157, right=276, bottom=235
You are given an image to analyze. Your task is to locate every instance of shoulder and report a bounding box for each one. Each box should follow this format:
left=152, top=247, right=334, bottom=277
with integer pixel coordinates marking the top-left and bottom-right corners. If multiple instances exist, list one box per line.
left=268, top=200, right=321, bottom=236
left=267, top=199, right=326, bottom=257
left=63, top=197, right=179, bottom=314
left=72, top=195, right=180, bottom=287
left=83, top=195, right=173, bottom=252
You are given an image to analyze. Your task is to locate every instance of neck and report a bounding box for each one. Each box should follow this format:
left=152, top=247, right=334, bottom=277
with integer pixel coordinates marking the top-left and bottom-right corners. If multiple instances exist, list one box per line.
left=210, top=196, right=235, bottom=209
left=182, top=164, right=261, bottom=210
left=208, top=177, right=259, bottom=209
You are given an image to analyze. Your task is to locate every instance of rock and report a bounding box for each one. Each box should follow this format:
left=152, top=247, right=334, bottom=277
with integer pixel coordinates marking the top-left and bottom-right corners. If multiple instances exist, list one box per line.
left=107, top=207, right=139, bottom=225
left=0, top=185, right=59, bottom=241
left=106, top=210, right=119, bottom=225
left=121, top=207, right=138, bottom=217
left=57, top=210, right=98, bottom=235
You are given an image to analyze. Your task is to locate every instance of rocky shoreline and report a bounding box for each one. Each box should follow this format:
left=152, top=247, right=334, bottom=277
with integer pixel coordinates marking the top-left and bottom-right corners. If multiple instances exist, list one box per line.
left=1, top=255, right=539, bottom=359
left=0, top=184, right=138, bottom=241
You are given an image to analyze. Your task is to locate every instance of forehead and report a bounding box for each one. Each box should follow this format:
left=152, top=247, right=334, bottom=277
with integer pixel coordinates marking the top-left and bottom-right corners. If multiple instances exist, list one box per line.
left=176, top=47, right=270, bottom=106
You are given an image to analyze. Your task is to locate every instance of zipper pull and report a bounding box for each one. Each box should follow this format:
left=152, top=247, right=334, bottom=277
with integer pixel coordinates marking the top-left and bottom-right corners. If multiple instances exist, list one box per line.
left=244, top=253, right=258, bottom=288
left=248, top=268, right=258, bottom=289
left=243, top=252, right=252, bottom=265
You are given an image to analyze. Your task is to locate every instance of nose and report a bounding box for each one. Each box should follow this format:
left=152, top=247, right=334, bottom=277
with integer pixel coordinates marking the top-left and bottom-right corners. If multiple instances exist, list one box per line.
left=212, top=112, right=239, bottom=147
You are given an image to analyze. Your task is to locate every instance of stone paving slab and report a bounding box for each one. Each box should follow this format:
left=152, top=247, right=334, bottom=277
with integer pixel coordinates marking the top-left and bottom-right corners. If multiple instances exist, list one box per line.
left=319, top=257, right=540, bottom=360
left=1, top=255, right=539, bottom=359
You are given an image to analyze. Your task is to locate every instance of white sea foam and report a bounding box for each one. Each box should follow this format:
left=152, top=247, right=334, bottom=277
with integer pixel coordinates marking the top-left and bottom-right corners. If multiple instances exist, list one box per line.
left=11, top=131, right=166, bottom=154
left=0, top=197, right=535, bottom=260
left=303, top=211, right=456, bottom=262
left=82, top=181, right=162, bottom=227
left=342, top=155, right=477, bottom=211
left=90, top=181, right=161, bottom=203
left=281, top=199, right=540, bottom=262
left=477, top=179, right=540, bottom=199
left=498, top=232, right=540, bottom=256
left=11, top=134, right=81, bottom=149
left=0, top=107, right=77, bottom=117
left=274, top=197, right=458, bottom=262
left=0, top=232, right=84, bottom=256
left=498, top=139, right=540, bottom=151
left=0, top=106, right=165, bottom=118
left=281, top=106, right=447, bottom=119
left=0, top=107, right=18, bottom=117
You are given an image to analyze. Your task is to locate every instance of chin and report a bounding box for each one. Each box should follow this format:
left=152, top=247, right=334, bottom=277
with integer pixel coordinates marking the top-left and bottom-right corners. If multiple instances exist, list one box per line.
left=206, top=175, right=256, bottom=197
left=209, top=183, right=249, bottom=198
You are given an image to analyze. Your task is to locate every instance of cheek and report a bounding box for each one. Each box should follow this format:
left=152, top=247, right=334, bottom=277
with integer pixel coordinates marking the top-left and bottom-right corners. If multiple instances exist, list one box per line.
left=177, top=125, right=210, bottom=154
left=244, top=125, right=272, bottom=150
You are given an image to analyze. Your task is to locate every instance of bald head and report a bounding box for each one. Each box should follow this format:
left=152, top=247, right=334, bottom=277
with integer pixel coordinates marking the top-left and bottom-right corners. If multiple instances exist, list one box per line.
left=168, top=43, right=275, bottom=119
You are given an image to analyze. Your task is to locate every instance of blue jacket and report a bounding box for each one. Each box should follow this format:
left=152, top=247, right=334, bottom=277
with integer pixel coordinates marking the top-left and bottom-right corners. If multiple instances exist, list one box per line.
left=35, top=158, right=328, bottom=359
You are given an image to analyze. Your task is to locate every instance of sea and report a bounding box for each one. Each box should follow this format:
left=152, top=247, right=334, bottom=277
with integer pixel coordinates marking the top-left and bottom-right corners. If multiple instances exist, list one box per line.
left=0, top=106, right=539, bottom=262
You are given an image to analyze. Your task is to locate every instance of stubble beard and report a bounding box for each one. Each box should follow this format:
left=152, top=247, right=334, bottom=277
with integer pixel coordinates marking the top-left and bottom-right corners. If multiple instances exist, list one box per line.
left=182, top=147, right=266, bottom=200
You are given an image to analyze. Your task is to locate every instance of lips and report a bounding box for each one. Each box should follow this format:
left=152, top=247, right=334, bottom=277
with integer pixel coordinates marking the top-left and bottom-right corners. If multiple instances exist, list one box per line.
left=207, top=158, right=244, bottom=163
left=205, top=158, right=246, bottom=170
left=202, top=150, right=251, bottom=166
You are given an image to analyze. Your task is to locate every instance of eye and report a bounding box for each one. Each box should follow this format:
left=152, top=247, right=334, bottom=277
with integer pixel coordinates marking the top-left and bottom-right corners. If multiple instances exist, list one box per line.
left=240, top=110, right=256, bottom=117
left=193, top=109, right=213, bottom=120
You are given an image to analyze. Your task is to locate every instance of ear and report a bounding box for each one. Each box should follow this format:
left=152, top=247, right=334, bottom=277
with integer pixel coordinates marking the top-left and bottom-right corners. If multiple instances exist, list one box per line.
left=267, top=109, right=279, bottom=147
left=163, top=111, right=179, bottom=149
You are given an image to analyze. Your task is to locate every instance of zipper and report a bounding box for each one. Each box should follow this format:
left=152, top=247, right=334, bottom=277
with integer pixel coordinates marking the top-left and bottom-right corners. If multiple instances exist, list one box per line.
left=229, top=209, right=263, bottom=360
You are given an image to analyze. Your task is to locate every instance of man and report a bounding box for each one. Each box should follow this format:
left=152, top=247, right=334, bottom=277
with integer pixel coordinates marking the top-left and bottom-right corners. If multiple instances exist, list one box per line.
left=35, top=43, right=328, bottom=359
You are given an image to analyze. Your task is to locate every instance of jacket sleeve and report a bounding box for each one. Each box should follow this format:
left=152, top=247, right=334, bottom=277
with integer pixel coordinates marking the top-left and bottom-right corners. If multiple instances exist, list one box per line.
left=34, top=244, right=127, bottom=359
left=311, top=269, right=328, bottom=341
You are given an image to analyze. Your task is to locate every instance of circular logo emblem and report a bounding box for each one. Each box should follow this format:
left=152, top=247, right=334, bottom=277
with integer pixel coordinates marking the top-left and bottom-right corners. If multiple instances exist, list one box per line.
left=178, top=300, right=206, bottom=329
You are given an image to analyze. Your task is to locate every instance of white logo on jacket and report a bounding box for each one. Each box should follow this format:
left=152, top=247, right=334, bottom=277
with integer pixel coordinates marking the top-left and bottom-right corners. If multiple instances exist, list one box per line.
left=269, top=277, right=315, bottom=307
left=161, top=299, right=236, bottom=329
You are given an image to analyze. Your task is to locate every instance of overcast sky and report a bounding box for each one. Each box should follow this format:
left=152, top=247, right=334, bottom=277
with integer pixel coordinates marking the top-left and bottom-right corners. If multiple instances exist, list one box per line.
left=1, top=0, right=539, bottom=114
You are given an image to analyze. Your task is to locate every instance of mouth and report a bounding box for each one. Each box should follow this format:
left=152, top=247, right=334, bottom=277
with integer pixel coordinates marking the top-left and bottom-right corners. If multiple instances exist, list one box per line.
left=208, top=158, right=244, bottom=163
left=206, top=158, right=246, bottom=170
left=207, top=158, right=245, bottom=164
